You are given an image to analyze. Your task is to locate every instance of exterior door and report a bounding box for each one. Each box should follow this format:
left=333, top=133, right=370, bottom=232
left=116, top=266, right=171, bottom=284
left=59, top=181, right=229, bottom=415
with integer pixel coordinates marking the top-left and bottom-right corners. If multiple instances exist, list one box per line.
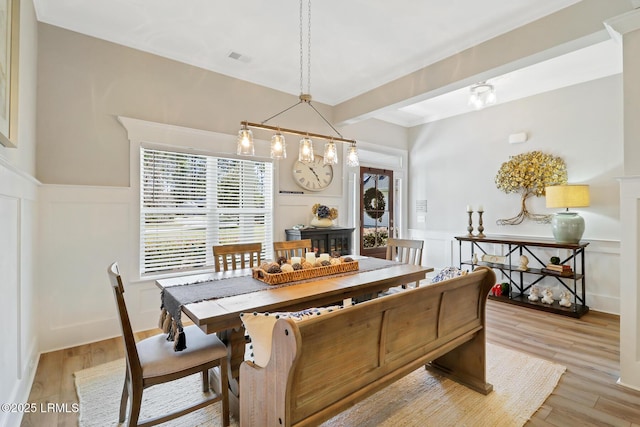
left=360, top=167, right=393, bottom=259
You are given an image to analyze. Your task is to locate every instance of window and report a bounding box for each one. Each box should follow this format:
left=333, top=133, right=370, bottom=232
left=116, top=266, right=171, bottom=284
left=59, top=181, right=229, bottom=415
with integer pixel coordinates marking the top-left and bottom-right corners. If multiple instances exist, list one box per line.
left=140, top=147, right=273, bottom=275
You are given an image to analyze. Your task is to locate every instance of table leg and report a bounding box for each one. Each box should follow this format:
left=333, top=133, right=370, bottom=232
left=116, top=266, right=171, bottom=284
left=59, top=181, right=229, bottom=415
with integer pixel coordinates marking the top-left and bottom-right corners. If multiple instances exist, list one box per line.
left=216, top=327, right=246, bottom=418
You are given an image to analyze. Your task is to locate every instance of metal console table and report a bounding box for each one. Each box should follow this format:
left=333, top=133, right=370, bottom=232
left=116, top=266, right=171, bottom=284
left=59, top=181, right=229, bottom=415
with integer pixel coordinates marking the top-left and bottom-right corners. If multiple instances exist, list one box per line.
left=455, top=235, right=589, bottom=318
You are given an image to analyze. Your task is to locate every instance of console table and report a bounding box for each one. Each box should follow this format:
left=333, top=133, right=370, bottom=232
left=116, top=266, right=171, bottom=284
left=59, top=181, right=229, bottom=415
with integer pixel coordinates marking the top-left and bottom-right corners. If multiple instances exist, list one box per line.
left=455, top=235, right=589, bottom=318
left=285, top=227, right=355, bottom=256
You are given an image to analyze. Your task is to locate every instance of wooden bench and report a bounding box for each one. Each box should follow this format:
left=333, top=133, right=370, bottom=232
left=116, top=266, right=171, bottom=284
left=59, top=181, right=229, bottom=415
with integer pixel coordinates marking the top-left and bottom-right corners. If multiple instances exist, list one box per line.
left=239, top=266, right=496, bottom=427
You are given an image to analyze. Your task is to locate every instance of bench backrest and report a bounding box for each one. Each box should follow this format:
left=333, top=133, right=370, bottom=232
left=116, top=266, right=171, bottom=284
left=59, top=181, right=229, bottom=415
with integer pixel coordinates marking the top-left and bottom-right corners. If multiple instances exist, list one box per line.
left=240, top=266, right=495, bottom=427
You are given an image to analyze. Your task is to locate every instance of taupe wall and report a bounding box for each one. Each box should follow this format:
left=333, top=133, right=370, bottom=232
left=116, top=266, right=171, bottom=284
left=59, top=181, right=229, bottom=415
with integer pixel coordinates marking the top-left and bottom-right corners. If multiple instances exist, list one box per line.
left=36, top=23, right=405, bottom=188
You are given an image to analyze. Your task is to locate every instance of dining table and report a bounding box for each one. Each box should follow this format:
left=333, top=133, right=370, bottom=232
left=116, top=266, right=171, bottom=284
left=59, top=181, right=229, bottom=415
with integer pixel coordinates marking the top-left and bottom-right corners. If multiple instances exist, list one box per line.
left=155, top=256, right=434, bottom=413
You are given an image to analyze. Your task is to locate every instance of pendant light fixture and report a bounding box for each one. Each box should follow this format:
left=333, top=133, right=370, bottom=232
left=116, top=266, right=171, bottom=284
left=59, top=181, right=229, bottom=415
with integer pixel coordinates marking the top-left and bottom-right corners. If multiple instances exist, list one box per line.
left=299, top=136, right=314, bottom=163
left=236, top=124, right=254, bottom=156
left=323, top=139, right=338, bottom=165
left=237, top=0, right=359, bottom=167
left=346, top=142, right=359, bottom=167
left=270, top=131, right=286, bottom=159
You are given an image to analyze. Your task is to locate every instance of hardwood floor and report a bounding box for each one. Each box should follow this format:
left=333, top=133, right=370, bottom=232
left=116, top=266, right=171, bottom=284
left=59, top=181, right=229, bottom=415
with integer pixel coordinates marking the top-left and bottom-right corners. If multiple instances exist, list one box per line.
left=21, top=301, right=640, bottom=426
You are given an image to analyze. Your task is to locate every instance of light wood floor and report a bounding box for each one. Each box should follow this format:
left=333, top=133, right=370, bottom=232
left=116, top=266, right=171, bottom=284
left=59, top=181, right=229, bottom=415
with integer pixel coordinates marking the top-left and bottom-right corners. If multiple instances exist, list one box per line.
left=21, top=301, right=640, bottom=426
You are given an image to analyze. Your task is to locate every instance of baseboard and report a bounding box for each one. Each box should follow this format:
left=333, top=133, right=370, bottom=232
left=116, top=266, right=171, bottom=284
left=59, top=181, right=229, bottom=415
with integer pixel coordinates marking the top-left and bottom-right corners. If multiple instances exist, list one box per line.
left=0, top=343, right=40, bottom=427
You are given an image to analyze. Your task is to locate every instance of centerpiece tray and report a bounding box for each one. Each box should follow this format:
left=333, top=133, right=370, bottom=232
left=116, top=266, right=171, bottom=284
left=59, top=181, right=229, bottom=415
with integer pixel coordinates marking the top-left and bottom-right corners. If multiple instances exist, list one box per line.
left=252, top=260, right=359, bottom=285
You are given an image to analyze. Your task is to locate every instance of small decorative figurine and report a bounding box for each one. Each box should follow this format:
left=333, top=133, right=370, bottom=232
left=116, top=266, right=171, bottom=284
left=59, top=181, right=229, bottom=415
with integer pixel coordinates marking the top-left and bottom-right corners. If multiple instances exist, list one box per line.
left=541, top=288, right=555, bottom=305
left=472, top=253, right=478, bottom=265
left=559, top=291, right=572, bottom=307
left=528, top=285, right=540, bottom=302
left=518, top=255, right=529, bottom=271
left=491, top=284, right=502, bottom=296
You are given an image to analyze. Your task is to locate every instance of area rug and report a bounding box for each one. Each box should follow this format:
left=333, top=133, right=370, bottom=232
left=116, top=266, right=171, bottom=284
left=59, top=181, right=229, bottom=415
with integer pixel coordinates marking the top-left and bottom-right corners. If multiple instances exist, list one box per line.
left=74, top=343, right=565, bottom=427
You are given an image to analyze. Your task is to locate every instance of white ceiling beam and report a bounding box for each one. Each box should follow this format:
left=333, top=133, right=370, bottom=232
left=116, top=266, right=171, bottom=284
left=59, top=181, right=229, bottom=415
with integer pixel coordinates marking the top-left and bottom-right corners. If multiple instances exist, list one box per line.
left=334, top=0, right=634, bottom=126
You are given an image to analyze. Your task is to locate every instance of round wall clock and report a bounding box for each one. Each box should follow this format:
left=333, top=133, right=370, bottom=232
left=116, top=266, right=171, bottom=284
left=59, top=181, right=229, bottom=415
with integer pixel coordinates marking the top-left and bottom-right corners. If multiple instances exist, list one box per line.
left=292, top=155, right=334, bottom=192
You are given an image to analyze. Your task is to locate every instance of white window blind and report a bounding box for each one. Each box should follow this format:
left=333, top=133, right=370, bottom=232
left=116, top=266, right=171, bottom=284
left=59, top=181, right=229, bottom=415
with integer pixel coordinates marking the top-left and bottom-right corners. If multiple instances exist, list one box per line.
left=140, top=147, right=273, bottom=275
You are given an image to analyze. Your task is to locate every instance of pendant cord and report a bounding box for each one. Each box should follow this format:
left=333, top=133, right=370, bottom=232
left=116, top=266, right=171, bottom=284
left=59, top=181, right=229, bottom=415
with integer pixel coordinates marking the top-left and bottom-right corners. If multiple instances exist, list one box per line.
left=299, top=0, right=303, bottom=95
left=251, top=0, right=350, bottom=144
left=307, top=0, right=311, bottom=95
left=299, top=0, right=312, bottom=95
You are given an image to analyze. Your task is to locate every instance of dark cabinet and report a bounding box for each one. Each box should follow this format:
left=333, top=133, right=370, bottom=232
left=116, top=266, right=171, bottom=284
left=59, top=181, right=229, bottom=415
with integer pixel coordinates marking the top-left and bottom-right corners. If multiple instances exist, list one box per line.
left=285, top=227, right=355, bottom=256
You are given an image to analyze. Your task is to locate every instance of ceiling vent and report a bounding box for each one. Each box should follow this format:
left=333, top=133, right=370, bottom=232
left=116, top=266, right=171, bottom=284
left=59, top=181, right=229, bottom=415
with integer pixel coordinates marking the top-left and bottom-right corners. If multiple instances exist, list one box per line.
left=227, top=51, right=251, bottom=63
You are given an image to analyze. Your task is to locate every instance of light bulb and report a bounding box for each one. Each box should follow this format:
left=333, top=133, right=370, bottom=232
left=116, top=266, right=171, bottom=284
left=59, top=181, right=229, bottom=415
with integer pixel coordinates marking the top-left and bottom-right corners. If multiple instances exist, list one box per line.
left=298, top=137, right=314, bottom=163
left=236, top=126, right=254, bottom=155
left=270, top=132, right=286, bottom=159
left=346, top=143, right=359, bottom=167
left=323, top=141, right=338, bottom=165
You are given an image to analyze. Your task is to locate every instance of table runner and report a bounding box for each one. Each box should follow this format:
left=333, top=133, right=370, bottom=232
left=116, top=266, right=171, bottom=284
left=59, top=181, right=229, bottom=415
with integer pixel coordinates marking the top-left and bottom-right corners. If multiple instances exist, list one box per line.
left=160, top=257, right=400, bottom=350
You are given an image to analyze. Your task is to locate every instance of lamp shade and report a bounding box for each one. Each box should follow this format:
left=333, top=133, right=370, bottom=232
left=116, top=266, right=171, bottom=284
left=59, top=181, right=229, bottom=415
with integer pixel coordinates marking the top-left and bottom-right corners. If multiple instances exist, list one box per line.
left=545, top=185, right=590, bottom=244
left=545, top=185, right=590, bottom=209
left=236, top=127, right=254, bottom=156
left=346, top=143, right=359, bottom=167
left=298, top=137, right=314, bottom=163
left=270, top=132, right=286, bottom=159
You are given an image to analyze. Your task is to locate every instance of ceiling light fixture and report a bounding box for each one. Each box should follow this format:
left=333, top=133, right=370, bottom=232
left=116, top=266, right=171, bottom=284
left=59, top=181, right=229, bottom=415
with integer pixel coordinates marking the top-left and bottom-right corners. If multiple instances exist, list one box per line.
left=237, top=0, right=358, bottom=167
left=468, top=81, right=497, bottom=110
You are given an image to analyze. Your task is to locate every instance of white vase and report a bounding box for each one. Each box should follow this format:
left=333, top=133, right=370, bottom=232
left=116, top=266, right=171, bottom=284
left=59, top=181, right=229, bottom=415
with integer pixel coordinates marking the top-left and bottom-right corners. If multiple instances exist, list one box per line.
left=310, top=217, right=333, bottom=228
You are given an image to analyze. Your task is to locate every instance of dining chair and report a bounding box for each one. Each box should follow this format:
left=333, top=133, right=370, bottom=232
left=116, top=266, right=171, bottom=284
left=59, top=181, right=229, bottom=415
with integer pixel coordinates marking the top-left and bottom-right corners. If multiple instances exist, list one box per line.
left=212, top=242, right=262, bottom=272
left=107, top=262, right=230, bottom=427
left=385, top=238, right=424, bottom=289
left=273, top=239, right=312, bottom=259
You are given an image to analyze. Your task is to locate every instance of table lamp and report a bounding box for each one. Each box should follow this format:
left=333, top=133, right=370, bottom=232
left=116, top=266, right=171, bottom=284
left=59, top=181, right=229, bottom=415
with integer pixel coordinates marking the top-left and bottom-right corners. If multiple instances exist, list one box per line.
left=545, top=185, right=590, bottom=244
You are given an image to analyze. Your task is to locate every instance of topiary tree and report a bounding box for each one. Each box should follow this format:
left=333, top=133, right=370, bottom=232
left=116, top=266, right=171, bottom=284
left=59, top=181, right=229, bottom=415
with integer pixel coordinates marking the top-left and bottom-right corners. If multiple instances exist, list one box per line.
left=495, top=151, right=567, bottom=225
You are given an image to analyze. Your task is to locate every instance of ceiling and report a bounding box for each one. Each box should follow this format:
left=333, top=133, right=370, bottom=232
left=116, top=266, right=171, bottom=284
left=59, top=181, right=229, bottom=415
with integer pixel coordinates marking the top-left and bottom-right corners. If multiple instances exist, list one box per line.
left=33, top=0, right=622, bottom=127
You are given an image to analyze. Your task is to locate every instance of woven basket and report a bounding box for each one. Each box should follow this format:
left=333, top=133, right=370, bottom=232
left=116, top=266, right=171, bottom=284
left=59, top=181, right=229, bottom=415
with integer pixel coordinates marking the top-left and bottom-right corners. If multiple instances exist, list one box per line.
left=252, top=260, right=359, bottom=285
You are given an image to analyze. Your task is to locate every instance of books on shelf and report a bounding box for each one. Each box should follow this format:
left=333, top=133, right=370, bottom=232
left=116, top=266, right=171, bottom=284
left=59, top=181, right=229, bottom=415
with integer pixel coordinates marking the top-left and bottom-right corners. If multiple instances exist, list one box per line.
left=545, top=264, right=572, bottom=272
left=542, top=264, right=573, bottom=277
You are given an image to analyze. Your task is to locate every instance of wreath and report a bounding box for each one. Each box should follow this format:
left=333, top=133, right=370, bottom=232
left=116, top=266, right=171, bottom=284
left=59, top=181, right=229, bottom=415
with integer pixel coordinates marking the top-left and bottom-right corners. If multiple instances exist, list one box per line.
left=364, top=188, right=386, bottom=221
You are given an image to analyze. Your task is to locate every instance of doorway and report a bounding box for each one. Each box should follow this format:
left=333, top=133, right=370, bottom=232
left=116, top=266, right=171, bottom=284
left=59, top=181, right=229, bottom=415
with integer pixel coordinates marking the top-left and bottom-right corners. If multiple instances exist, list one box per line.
left=359, top=167, right=393, bottom=259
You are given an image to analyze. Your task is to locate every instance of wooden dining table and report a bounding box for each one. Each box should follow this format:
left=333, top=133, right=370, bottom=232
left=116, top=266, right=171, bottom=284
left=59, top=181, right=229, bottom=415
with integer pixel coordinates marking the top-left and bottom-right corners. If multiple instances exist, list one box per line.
left=155, top=257, right=433, bottom=413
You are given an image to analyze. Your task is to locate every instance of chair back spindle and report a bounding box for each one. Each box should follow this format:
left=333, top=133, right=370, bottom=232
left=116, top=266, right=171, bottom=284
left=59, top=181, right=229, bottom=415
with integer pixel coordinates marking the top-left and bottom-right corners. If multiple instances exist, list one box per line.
left=385, top=238, right=425, bottom=289
left=213, top=243, right=262, bottom=272
left=273, top=239, right=312, bottom=259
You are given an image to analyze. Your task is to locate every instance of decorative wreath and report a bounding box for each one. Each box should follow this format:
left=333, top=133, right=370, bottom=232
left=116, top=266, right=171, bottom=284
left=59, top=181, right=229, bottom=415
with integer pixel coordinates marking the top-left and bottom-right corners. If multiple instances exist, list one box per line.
left=364, top=188, right=386, bottom=221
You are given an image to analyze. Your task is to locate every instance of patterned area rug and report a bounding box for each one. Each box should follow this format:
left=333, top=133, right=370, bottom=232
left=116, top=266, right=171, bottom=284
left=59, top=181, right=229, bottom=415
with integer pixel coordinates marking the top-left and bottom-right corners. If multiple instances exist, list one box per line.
left=74, top=343, right=565, bottom=427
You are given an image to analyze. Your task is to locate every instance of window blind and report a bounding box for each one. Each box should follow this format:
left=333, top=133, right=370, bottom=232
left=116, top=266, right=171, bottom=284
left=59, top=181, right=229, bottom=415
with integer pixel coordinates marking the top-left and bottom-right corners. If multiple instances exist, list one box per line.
left=141, top=147, right=273, bottom=275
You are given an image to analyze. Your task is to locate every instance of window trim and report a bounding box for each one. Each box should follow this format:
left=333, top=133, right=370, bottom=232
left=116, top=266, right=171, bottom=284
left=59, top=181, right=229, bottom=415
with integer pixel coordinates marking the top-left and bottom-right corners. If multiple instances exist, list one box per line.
left=119, top=116, right=275, bottom=281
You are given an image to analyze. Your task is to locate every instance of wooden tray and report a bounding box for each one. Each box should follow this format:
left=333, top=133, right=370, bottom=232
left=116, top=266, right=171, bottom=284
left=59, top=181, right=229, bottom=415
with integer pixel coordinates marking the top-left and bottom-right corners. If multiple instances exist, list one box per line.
left=252, top=260, right=359, bottom=285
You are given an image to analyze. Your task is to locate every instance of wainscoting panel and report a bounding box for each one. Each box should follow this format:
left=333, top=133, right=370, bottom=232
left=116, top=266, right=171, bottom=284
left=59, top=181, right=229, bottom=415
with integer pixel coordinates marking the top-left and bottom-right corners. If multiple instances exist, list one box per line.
left=0, top=161, right=39, bottom=427
left=0, top=195, right=20, bottom=390
left=38, top=185, right=141, bottom=352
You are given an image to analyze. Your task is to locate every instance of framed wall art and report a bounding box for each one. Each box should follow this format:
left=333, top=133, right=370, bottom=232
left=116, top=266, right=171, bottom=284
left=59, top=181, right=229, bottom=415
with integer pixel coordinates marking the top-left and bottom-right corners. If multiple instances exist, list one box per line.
left=0, top=0, right=19, bottom=148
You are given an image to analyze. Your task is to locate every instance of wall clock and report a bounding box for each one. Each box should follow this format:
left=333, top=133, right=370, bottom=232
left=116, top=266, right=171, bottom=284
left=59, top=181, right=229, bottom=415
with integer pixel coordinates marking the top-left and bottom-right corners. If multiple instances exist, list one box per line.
left=292, top=155, right=334, bottom=192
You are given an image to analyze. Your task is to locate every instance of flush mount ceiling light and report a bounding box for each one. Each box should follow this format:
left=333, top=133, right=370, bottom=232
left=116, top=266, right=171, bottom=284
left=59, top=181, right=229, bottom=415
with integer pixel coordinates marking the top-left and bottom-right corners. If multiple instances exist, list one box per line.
left=468, top=81, right=497, bottom=110
left=237, top=0, right=359, bottom=167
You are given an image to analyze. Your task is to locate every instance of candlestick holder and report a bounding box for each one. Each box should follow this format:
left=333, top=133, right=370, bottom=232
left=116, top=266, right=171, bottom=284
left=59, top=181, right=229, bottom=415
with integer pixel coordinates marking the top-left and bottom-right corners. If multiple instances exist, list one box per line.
left=477, top=211, right=485, bottom=238
left=467, top=211, right=474, bottom=236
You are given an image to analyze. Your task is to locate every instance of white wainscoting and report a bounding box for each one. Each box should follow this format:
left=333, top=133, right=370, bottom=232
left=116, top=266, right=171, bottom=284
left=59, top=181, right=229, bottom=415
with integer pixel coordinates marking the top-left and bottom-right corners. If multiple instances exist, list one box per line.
left=408, top=229, right=620, bottom=315
left=37, top=184, right=351, bottom=353
left=0, top=161, right=39, bottom=427
left=38, top=185, right=161, bottom=352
